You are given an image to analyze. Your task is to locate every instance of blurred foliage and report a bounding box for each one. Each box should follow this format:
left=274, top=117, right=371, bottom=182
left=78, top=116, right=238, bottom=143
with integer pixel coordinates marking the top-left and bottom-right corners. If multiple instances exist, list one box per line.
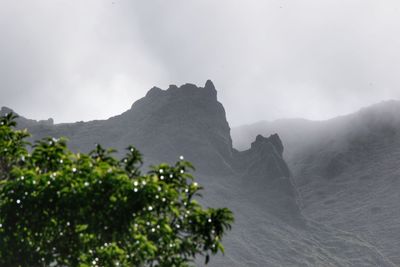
left=0, top=113, right=233, bottom=267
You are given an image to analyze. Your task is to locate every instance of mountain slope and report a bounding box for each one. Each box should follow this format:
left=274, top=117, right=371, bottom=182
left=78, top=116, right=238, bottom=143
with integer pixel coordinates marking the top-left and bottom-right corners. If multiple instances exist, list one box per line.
left=2, top=83, right=395, bottom=266
left=232, top=100, right=400, bottom=264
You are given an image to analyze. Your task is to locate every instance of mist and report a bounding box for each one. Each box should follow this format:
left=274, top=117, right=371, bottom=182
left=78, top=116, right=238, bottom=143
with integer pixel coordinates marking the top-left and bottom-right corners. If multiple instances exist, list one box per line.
left=1, top=0, right=400, bottom=126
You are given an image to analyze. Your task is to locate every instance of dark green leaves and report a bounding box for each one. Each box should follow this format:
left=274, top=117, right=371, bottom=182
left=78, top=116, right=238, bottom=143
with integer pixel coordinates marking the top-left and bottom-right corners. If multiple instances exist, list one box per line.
left=122, top=145, right=143, bottom=177
left=0, top=113, right=30, bottom=180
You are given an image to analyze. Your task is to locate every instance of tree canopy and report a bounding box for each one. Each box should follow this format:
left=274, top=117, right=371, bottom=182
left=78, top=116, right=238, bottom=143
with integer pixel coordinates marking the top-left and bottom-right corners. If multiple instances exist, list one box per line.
left=0, top=113, right=233, bottom=267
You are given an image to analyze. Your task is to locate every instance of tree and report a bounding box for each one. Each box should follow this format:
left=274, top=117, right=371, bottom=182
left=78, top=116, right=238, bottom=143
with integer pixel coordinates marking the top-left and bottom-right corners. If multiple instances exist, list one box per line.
left=0, top=113, right=233, bottom=267
left=0, top=112, right=29, bottom=180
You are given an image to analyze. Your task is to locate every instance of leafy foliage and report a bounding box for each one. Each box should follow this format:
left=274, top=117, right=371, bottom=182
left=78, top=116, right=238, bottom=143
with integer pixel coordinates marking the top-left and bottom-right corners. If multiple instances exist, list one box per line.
left=0, top=113, right=29, bottom=180
left=0, top=113, right=233, bottom=267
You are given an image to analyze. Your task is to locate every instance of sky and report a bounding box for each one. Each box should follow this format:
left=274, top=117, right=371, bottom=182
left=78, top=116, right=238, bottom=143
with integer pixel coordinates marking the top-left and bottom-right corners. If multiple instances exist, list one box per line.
left=1, top=0, right=400, bottom=126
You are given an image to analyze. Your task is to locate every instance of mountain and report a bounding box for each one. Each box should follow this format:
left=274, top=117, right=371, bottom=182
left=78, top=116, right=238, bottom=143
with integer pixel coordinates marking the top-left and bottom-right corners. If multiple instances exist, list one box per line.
left=232, top=100, right=400, bottom=265
left=2, top=81, right=232, bottom=175
left=2, top=82, right=395, bottom=266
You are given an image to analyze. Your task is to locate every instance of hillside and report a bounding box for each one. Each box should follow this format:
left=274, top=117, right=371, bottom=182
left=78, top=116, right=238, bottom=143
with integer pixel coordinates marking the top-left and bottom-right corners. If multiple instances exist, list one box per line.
left=232, top=100, right=400, bottom=264
left=1, top=83, right=395, bottom=266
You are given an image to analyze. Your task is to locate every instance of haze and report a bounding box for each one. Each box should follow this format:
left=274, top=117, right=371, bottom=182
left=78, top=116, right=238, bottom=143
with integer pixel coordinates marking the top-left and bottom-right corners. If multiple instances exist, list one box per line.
left=1, top=0, right=400, bottom=126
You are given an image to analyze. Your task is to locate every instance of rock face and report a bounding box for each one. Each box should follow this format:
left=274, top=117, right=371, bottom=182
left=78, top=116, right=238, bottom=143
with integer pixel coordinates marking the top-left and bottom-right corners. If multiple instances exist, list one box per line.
left=231, top=134, right=299, bottom=225
left=3, top=83, right=396, bottom=266
left=232, top=100, right=400, bottom=265
left=238, top=134, right=290, bottom=177
left=113, top=80, right=233, bottom=174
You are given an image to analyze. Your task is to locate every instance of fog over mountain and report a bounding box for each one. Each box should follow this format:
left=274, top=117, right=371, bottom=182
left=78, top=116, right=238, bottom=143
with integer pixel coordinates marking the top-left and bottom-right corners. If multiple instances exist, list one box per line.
left=1, top=1, right=400, bottom=125
left=233, top=100, right=400, bottom=265
left=2, top=1, right=400, bottom=266
left=3, top=81, right=399, bottom=266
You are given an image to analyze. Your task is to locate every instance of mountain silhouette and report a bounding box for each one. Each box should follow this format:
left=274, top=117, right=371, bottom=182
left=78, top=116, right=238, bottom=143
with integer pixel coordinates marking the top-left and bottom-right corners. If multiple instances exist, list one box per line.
left=2, top=82, right=395, bottom=266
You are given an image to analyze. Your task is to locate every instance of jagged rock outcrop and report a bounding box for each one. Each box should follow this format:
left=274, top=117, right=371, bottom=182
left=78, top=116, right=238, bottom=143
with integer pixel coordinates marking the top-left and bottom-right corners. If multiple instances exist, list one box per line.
left=234, top=133, right=289, bottom=176
left=113, top=80, right=233, bottom=174
left=231, top=134, right=300, bottom=226
left=245, top=134, right=289, bottom=177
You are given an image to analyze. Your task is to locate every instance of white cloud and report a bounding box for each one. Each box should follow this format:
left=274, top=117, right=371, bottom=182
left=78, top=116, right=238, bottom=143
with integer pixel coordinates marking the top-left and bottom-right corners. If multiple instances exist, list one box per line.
left=1, top=0, right=400, bottom=125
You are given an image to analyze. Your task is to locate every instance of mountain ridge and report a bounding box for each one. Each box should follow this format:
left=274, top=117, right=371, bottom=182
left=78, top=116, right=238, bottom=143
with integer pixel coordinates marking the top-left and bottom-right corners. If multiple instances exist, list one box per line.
left=1, top=82, right=396, bottom=266
left=232, top=98, right=400, bottom=265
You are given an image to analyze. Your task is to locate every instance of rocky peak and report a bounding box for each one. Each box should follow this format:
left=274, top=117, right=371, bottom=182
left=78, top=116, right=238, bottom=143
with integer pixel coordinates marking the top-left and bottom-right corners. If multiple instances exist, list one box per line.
left=143, top=80, right=217, bottom=103
left=205, top=79, right=216, bottom=90
left=237, top=133, right=290, bottom=178
left=119, top=81, right=233, bottom=174
left=251, top=134, right=285, bottom=157
left=145, top=86, right=164, bottom=98
left=204, top=79, right=217, bottom=97
left=168, top=84, right=178, bottom=90
left=232, top=133, right=298, bottom=225
left=169, top=80, right=217, bottom=100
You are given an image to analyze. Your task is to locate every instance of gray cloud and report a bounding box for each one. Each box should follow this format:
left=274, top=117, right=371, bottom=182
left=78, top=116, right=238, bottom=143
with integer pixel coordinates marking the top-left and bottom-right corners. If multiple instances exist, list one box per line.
left=1, top=0, right=400, bottom=126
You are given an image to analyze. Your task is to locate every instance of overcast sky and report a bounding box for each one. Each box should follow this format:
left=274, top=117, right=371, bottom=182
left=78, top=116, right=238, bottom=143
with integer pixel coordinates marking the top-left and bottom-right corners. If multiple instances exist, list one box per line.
left=1, top=0, right=400, bottom=126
